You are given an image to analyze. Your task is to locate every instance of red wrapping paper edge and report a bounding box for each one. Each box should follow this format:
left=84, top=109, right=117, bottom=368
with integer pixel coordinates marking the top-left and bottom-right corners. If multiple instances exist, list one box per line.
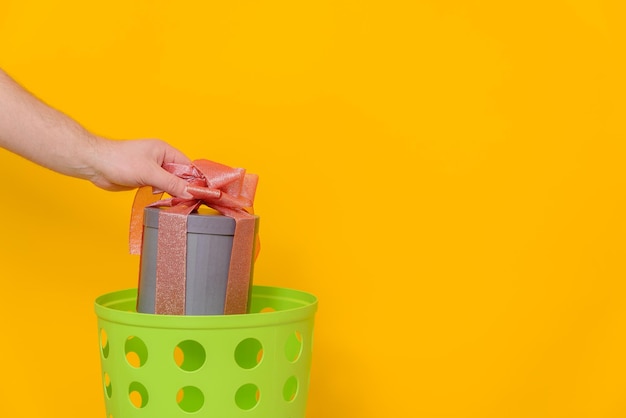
left=224, top=217, right=257, bottom=314
left=155, top=211, right=188, bottom=314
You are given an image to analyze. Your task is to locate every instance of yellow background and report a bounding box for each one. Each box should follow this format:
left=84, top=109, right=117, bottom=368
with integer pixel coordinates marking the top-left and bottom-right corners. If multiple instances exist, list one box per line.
left=1, top=0, right=625, bottom=417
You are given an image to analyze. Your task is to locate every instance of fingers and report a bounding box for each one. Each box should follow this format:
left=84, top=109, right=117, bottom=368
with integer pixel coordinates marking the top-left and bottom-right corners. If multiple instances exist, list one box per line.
left=89, top=138, right=194, bottom=197
left=161, top=142, right=192, bottom=165
left=150, top=166, right=193, bottom=198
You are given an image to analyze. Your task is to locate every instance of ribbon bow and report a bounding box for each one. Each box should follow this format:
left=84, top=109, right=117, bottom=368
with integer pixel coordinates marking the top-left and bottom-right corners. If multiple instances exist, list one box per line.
left=129, top=159, right=259, bottom=315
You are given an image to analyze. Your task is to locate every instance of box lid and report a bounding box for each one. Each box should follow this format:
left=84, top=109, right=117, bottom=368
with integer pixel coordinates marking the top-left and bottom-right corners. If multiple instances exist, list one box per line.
left=143, top=206, right=236, bottom=235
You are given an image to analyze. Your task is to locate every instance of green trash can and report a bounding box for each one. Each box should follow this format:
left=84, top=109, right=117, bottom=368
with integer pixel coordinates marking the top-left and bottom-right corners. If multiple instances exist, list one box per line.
left=95, top=286, right=318, bottom=418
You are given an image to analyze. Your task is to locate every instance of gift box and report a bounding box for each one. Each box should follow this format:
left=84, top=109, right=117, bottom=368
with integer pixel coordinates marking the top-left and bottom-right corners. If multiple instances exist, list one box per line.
left=129, top=159, right=260, bottom=315
left=138, top=207, right=259, bottom=315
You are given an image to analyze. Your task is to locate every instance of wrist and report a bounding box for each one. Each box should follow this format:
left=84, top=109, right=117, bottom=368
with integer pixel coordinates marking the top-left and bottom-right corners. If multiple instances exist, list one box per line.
left=74, top=133, right=108, bottom=182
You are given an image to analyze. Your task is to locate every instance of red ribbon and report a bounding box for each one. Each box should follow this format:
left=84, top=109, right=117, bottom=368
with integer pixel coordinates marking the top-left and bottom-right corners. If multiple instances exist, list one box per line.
left=129, top=159, right=259, bottom=315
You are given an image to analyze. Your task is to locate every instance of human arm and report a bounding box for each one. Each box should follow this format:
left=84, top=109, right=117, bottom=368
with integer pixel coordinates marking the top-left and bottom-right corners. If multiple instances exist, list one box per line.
left=0, top=68, right=192, bottom=197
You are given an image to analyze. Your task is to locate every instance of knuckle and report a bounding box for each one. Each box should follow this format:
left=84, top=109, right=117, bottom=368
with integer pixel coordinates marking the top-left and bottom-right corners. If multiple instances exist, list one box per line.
left=166, top=176, right=182, bottom=195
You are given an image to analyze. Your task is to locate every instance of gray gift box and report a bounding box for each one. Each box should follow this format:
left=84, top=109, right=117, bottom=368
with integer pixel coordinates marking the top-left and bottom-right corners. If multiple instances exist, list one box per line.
left=137, top=207, right=259, bottom=315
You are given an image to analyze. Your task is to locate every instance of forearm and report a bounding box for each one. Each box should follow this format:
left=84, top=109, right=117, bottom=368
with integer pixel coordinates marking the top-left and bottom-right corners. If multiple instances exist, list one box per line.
left=0, top=68, right=99, bottom=179
left=0, top=69, right=192, bottom=197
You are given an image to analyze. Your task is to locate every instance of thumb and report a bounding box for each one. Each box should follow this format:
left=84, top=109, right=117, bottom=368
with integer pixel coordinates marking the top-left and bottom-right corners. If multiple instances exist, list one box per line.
left=150, top=166, right=193, bottom=198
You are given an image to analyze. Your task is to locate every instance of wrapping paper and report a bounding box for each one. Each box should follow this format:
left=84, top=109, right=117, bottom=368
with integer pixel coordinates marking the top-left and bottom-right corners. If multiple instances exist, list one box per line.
left=130, top=159, right=259, bottom=315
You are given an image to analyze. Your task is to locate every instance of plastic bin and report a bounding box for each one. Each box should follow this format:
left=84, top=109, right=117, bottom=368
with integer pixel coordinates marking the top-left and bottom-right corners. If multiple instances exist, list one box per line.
left=95, top=286, right=317, bottom=418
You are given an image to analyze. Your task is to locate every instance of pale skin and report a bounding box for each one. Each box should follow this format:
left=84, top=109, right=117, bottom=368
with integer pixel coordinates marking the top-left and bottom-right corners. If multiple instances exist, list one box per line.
left=0, top=68, right=193, bottom=198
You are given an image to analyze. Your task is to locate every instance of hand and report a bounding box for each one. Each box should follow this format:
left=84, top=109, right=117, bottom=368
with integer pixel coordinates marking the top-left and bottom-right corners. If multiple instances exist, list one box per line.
left=87, top=137, right=193, bottom=198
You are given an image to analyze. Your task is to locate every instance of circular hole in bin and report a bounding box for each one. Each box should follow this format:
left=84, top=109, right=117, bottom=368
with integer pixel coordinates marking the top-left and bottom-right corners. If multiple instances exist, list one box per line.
left=235, top=384, right=260, bottom=410
left=260, top=307, right=275, bottom=313
left=103, top=372, right=112, bottom=398
left=235, top=338, right=263, bottom=369
left=283, top=376, right=299, bottom=402
left=125, top=336, right=148, bottom=368
left=100, top=329, right=109, bottom=359
left=285, top=331, right=303, bottom=363
left=174, top=340, right=206, bottom=372
left=177, top=386, right=204, bottom=413
left=128, top=382, right=149, bottom=409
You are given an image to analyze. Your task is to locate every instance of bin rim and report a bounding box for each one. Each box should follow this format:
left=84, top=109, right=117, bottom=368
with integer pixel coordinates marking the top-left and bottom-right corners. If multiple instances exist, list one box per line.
left=95, top=285, right=318, bottom=330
